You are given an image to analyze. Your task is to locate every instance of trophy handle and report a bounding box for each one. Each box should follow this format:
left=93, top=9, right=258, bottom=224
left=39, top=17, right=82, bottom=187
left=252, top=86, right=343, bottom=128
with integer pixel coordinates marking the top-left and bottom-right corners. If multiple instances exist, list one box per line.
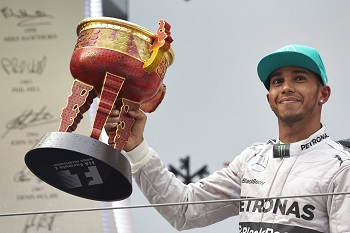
left=108, top=98, right=141, bottom=151
left=143, top=19, right=173, bottom=73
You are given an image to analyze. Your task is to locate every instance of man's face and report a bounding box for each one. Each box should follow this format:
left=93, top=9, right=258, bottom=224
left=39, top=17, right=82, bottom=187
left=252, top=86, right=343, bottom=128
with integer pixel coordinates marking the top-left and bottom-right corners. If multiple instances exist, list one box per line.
left=266, top=66, right=323, bottom=125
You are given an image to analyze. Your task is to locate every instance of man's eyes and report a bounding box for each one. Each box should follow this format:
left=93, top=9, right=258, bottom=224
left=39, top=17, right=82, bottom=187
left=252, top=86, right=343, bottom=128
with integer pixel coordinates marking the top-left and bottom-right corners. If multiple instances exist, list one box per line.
left=271, top=76, right=306, bottom=84
left=295, top=76, right=307, bottom=81
left=271, top=78, right=282, bottom=84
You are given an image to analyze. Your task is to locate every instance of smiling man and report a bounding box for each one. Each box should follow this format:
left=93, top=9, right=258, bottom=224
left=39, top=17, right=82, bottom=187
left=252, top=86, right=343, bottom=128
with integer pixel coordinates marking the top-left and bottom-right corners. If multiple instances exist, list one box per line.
left=105, top=44, right=350, bottom=233
left=258, top=45, right=331, bottom=144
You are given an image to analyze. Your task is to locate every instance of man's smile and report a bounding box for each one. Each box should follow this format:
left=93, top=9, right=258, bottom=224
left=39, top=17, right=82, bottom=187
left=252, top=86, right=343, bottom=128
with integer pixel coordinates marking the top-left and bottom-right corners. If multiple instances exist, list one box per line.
left=278, top=96, right=302, bottom=104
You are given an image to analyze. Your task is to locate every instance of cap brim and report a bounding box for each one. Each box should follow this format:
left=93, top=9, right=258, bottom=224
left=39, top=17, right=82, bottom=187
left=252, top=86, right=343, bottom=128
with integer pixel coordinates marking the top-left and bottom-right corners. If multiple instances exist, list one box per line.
left=257, top=51, right=322, bottom=89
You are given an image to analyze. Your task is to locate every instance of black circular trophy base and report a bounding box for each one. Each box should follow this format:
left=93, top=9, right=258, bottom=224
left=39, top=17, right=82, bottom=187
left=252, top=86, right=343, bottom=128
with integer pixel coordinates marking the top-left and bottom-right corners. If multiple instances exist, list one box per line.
left=25, top=132, right=132, bottom=202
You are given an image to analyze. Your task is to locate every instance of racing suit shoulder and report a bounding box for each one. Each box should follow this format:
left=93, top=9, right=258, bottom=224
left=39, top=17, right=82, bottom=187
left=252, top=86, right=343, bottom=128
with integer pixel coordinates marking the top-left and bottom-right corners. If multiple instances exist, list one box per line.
left=324, top=140, right=350, bottom=233
left=326, top=139, right=350, bottom=161
left=318, top=140, right=350, bottom=181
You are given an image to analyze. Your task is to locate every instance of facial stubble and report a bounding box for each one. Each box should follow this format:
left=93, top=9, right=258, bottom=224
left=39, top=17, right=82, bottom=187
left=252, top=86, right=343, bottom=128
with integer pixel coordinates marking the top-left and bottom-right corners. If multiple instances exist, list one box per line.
left=274, top=88, right=320, bottom=125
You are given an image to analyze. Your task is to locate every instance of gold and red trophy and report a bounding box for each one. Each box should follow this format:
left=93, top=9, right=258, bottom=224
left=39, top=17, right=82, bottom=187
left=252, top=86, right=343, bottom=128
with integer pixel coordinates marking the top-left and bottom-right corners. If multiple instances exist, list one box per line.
left=25, top=18, right=174, bottom=201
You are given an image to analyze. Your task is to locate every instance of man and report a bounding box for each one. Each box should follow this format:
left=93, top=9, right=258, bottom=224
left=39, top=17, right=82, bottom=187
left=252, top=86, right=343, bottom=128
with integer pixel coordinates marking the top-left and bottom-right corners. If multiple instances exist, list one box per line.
left=105, top=44, right=350, bottom=232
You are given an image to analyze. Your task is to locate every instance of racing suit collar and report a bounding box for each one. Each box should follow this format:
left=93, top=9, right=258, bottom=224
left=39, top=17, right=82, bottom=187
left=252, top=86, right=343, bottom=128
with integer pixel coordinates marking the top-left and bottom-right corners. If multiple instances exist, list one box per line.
left=273, top=124, right=330, bottom=158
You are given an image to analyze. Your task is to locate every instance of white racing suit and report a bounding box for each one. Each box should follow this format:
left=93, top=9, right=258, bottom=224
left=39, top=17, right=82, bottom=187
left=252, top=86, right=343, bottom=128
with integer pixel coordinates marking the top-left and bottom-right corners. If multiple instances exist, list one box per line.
left=125, top=125, right=350, bottom=232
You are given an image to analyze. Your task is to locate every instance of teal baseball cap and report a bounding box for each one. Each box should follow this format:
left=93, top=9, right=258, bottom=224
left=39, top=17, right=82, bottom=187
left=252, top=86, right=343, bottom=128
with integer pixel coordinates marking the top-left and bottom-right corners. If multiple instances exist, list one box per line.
left=257, top=44, right=328, bottom=90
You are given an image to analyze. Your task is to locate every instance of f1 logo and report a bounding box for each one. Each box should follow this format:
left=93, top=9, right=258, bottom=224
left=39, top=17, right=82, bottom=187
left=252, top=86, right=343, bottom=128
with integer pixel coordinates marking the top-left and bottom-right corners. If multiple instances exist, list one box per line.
left=57, top=166, right=103, bottom=189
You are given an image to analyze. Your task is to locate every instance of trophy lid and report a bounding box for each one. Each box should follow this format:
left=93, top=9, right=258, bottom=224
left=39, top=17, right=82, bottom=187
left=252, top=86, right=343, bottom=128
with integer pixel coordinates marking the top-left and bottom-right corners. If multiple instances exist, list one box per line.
left=77, top=17, right=154, bottom=42
left=76, top=17, right=174, bottom=66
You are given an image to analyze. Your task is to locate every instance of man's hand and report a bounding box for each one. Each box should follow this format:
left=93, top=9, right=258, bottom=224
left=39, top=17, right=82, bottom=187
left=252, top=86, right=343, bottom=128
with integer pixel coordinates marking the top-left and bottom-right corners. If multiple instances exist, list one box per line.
left=105, top=108, right=147, bottom=152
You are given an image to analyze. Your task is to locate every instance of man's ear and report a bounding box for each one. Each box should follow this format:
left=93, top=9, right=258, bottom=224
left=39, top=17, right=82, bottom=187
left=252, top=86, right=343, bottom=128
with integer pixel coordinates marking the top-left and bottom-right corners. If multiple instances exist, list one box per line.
left=320, top=85, right=331, bottom=104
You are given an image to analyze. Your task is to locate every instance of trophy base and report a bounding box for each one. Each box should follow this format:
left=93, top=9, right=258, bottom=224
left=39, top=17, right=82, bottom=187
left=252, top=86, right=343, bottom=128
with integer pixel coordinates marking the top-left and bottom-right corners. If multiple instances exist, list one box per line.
left=25, top=132, right=132, bottom=202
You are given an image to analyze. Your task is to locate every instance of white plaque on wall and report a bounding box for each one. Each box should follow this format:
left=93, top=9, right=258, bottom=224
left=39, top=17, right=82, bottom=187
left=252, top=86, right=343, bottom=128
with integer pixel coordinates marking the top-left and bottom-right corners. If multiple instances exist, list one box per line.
left=0, top=1, right=113, bottom=232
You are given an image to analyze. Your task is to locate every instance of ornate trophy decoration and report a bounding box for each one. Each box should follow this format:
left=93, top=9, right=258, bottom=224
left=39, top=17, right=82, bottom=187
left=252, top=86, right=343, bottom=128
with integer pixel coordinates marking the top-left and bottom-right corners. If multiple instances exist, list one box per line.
left=24, top=17, right=174, bottom=201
